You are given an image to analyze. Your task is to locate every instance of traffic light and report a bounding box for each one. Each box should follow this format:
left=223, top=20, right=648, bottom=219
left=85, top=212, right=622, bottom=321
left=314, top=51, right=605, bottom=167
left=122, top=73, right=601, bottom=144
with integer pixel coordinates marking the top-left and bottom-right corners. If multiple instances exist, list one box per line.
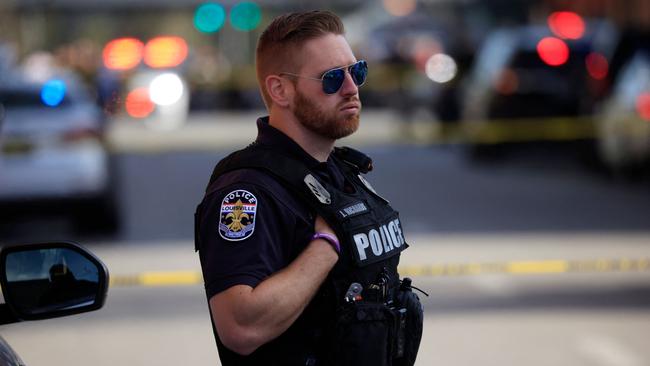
left=194, top=3, right=226, bottom=33
left=194, top=2, right=261, bottom=33
left=230, top=2, right=261, bottom=32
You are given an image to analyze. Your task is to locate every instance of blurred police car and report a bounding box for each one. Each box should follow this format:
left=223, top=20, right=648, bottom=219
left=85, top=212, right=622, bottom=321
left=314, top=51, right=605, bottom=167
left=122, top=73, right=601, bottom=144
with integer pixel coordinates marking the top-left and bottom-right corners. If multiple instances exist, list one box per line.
left=0, top=74, right=117, bottom=230
left=102, top=36, right=190, bottom=129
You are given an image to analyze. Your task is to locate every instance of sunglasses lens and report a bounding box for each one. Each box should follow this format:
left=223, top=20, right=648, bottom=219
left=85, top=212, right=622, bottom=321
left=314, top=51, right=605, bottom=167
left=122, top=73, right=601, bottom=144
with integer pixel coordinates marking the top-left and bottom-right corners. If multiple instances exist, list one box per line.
left=322, top=68, right=345, bottom=94
left=320, top=61, right=368, bottom=94
left=350, top=61, right=368, bottom=86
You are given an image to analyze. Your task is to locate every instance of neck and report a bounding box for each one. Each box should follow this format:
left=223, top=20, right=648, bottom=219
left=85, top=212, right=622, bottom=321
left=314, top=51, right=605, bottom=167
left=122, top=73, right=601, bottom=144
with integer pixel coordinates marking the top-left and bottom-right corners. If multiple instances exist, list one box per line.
left=268, top=109, right=334, bottom=163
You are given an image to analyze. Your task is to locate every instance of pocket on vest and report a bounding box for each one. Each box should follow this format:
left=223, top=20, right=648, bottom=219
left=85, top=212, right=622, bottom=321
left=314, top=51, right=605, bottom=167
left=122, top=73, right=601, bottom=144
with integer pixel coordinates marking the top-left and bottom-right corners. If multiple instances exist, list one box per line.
left=333, top=302, right=395, bottom=366
left=393, top=289, right=424, bottom=366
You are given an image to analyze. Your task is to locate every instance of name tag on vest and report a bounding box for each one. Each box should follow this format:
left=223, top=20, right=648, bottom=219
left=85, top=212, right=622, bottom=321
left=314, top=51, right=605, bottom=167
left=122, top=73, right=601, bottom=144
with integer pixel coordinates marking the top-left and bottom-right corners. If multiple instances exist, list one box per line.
left=350, top=217, right=407, bottom=267
left=337, top=202, right=369, bottom=219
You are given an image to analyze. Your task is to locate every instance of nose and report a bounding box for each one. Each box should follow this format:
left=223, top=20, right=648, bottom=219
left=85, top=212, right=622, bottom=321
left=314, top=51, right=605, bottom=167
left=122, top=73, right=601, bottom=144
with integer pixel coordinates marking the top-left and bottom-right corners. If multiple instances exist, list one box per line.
left=339, top=70, right=358, bottom=96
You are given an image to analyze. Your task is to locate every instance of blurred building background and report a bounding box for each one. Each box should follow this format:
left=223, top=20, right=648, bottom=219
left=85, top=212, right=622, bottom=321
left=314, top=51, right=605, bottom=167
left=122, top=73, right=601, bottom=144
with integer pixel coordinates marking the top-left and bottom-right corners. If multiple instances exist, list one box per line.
left=1, top=0, right=649, bottom=240
left=1, top=0, right=648, bottom=113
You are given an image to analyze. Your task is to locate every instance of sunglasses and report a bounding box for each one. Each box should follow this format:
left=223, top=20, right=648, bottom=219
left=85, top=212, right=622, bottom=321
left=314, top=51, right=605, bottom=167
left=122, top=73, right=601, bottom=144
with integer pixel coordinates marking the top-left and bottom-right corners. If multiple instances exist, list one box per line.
left=281, top=60, right=368, bottom=94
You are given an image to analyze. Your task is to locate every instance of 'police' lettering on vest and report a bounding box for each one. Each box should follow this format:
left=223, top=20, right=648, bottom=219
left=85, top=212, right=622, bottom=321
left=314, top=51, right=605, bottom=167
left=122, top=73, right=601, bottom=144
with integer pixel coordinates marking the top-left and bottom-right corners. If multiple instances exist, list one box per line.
left=353, top=218, right=405, bottom=262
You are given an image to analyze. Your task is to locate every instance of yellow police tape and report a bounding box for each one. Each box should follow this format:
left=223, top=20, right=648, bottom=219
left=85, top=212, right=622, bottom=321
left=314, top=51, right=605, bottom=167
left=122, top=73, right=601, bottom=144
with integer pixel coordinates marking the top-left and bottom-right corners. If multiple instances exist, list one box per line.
left=108, top=258, right=650, bottom=287
left=107, top=115, right=607, bottom=155
left=429, top=116, right=599, bottom=145
left=461, top=116, right=598, bottom=144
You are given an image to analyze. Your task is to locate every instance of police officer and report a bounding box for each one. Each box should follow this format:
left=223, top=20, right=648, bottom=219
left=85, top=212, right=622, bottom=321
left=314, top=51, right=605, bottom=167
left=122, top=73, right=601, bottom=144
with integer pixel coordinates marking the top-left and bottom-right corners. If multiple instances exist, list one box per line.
left=195, top=10, right=422, bottom=366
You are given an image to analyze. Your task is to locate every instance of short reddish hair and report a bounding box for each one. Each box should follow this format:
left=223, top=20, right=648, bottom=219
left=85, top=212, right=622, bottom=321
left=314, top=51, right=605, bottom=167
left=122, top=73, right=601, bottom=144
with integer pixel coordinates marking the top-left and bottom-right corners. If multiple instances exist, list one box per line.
left=255, top=10, right=345, bottom=109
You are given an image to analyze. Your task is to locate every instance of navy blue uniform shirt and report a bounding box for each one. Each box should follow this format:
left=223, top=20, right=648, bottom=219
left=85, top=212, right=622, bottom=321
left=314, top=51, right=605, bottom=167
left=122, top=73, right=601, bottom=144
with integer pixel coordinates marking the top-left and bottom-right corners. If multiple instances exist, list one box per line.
left=199, top=116, right=346, bottom=300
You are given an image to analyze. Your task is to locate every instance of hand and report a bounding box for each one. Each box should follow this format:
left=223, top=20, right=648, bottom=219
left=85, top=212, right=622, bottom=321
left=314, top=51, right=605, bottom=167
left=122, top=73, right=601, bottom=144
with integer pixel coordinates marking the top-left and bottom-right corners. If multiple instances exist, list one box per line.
left=313, top=216, right=340, bottom=257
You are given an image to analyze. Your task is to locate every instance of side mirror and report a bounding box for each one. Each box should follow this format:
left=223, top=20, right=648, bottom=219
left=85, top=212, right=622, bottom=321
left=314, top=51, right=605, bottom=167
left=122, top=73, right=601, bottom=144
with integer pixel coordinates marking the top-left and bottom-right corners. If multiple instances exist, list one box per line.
left=0, top=242, right=109, bottom=323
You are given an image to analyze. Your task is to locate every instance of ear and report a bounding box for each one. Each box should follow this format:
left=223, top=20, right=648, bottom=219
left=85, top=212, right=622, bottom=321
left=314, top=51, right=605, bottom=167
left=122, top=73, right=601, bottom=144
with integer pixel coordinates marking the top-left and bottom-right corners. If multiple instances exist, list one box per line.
left=265, top=75, right=293, bottom=108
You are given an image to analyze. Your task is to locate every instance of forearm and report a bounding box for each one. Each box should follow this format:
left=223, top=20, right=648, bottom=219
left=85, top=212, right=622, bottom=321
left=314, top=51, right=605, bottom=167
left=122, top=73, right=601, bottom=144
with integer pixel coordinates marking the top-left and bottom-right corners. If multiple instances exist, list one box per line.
left=245, top=239, right=336, bottom=330
left=211, top=238, right=338, bottom=354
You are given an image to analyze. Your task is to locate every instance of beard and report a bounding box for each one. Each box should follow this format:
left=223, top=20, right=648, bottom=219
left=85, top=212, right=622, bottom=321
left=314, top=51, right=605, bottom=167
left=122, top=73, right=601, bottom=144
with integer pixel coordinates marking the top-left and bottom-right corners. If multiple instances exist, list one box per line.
left=292, top=88, right=360, bottom=140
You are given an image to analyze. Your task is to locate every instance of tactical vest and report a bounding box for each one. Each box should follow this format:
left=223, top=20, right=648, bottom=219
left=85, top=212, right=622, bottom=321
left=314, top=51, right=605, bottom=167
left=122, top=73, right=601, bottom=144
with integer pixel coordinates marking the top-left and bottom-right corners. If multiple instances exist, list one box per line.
left=199, top=143, right=423, bottom=366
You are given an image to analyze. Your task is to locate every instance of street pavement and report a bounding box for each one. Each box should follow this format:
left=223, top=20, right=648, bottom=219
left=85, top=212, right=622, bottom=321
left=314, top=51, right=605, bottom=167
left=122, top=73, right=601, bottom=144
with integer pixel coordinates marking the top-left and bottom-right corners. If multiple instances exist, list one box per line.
left=2, top=233, right=650, bottom=366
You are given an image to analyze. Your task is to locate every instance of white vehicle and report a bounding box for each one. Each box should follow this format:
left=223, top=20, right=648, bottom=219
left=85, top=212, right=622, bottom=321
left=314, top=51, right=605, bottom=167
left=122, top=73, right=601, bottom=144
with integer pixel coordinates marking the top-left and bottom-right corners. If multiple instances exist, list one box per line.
left=0, top=74, right=117, bottom=231
left=596, top=51, right=650, bottom=172
left=127, top=69, right=190, bottom=130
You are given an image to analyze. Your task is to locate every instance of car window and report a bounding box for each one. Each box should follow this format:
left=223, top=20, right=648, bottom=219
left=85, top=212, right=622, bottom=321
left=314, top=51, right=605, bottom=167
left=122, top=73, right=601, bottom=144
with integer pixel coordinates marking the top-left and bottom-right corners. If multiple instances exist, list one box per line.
left=615, top=52, right=650, bottom=101
left=472, top=30, right=516, bottom=85
left=0, top=89, right=71, bottom=109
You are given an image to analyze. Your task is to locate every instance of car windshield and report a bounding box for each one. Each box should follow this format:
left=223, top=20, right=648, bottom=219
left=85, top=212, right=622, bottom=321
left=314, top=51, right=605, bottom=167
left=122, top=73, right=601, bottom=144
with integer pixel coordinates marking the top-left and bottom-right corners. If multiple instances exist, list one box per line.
left=0, top=90, right=71, bottom=109
left=509, top=51, right=583, bottom=93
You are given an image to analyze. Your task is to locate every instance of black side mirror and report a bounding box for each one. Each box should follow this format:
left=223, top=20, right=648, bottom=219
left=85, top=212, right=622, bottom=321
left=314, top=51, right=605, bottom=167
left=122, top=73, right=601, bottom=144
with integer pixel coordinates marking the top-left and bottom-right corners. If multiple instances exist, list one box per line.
left=0, top=102, right=5, bottom=129
left=0, top=242, right=109, bottom=324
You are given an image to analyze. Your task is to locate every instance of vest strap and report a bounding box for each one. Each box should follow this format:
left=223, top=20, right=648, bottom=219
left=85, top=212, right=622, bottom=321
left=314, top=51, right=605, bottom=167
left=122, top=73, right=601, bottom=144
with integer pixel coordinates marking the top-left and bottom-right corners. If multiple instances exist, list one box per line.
left=333, top=146, right=373, bottom=174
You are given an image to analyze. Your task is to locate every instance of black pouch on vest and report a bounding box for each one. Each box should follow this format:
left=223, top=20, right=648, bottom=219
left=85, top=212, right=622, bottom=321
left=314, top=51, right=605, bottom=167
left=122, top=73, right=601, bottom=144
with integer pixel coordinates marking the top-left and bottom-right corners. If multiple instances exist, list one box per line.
left=392, top=279, right=424, bottom=366
left=333, top=302, right=396, bottom=366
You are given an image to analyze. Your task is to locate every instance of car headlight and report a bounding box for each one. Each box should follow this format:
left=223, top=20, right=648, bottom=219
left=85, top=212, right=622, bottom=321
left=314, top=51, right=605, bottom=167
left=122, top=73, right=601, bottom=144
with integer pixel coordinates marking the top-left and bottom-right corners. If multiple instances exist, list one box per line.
left=149, top=73, right=184, bottom=106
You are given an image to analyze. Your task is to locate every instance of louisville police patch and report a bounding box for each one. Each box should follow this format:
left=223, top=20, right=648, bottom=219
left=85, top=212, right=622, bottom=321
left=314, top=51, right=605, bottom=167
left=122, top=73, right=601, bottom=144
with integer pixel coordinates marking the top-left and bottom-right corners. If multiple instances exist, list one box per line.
left=219, top=189, right=257, bottom=241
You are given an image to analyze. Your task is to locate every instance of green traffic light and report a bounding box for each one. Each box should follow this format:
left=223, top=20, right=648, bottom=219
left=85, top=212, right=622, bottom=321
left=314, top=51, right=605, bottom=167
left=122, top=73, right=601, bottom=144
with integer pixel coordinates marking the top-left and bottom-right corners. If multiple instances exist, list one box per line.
left=230, top=2, right=262, bottom=32
left=194, top=3, right=226, bottom=33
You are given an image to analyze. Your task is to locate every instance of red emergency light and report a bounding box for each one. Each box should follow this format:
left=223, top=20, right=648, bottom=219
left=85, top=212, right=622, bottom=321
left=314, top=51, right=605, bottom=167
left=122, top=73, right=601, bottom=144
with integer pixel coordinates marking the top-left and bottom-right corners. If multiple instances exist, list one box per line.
left=637, top=93, right=650, bottom=121
left=537, top=37, right=569, bottom=67
left=125, top=88, right=154, bottom=118
left=548, top=11, right=586, bottom=40
left=585, top=52, right=609, bottom=80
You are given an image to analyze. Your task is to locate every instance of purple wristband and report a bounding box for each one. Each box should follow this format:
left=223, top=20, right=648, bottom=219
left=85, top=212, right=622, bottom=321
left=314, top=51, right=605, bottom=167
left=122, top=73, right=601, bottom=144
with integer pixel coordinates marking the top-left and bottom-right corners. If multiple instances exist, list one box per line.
left=311, top=232, right=340, bottom=254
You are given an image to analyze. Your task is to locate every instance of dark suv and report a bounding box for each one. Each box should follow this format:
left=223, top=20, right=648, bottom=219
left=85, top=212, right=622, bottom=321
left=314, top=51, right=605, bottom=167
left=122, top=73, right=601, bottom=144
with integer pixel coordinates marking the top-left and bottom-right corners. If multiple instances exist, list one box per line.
left=460, top=22, right=617, bottom=149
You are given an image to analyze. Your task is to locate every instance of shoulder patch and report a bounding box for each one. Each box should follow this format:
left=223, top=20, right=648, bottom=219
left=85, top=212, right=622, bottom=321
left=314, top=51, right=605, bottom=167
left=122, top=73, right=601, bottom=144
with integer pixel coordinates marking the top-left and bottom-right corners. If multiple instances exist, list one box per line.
left=219, top=189, right=257, bottom=241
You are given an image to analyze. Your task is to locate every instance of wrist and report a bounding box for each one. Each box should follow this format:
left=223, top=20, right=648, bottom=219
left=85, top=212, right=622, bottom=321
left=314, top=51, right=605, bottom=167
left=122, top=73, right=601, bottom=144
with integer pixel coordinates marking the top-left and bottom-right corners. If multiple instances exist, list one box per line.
left=311, top=232, right=340, bottom=255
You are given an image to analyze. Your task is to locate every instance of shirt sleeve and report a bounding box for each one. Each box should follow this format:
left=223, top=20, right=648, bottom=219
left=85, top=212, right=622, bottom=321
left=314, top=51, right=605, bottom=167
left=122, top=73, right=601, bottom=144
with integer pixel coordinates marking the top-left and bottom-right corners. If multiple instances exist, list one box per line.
left=198, top=177, right=298, bottom=299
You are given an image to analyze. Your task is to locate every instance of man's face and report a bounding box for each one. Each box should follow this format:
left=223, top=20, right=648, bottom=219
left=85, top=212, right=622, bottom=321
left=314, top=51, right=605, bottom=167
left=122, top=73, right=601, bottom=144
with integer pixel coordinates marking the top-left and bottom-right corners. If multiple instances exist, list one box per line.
left=289, top=34, right=362, bottom=140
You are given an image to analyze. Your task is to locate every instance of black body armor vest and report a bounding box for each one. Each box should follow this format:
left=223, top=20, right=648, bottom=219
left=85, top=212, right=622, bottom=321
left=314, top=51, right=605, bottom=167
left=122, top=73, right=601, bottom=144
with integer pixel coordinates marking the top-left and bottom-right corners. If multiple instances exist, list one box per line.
left=198, top=144, right=422, bottom=366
